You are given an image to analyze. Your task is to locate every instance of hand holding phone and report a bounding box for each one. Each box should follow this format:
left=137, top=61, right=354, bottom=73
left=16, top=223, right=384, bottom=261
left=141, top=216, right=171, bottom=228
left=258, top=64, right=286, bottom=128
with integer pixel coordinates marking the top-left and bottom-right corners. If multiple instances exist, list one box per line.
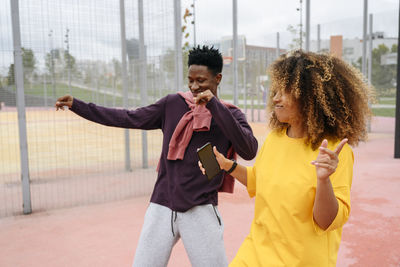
left=197, top=142, right=221, bottom=180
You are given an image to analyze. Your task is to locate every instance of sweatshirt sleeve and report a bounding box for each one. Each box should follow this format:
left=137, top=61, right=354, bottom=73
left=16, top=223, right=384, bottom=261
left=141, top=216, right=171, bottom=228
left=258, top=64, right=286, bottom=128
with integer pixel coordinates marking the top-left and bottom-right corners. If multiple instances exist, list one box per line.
left=70, top=97, right=165, bottom=130
left=206, top=97, right=258, bottom=160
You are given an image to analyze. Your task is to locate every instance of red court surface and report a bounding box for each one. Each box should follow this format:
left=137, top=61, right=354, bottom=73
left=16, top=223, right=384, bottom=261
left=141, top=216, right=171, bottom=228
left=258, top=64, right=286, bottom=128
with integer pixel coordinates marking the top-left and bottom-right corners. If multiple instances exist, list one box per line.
left=0, top=116, right=399, bottom=267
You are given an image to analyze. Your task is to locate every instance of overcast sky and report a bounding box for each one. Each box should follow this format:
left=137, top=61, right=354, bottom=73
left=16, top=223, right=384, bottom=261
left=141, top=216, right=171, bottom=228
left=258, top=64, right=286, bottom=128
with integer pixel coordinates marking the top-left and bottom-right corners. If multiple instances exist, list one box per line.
left=0, top=0, right=398, bottom=74
left=192, top=0, right=398, bottom=47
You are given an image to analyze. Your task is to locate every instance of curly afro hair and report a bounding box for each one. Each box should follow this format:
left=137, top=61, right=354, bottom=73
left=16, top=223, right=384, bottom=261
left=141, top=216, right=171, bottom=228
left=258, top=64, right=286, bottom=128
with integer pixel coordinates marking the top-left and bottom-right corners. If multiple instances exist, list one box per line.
left=267, top=50, right=374, bottom=150
left=188, top=45, right=223, bottom=75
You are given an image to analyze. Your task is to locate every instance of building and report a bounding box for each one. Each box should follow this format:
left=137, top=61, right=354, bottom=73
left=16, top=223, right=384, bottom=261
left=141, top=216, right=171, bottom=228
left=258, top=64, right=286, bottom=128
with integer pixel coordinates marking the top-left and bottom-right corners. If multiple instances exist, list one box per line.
left=310, top=32, right=398, bottom=64
left=211, top=35, right=285, bottom=97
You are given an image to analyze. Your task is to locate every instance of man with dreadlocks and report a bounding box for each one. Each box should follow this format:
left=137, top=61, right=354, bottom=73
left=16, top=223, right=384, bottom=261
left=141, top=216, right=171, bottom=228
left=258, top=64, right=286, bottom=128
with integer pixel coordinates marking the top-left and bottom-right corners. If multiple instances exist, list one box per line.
left=55, top=45, right=258, bottom=266
left=200, top=50, right=372, bottom=266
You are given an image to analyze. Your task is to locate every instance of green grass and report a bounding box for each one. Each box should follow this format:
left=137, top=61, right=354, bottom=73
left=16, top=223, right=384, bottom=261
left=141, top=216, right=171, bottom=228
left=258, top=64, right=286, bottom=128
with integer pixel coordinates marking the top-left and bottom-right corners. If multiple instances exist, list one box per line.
left=11, top=83, right=398, bottom=118
left=11, top=82, right=137, bottom=106
left=372, top=108, right=396, bottom=117
left=378, top=98, right=396, bottom=105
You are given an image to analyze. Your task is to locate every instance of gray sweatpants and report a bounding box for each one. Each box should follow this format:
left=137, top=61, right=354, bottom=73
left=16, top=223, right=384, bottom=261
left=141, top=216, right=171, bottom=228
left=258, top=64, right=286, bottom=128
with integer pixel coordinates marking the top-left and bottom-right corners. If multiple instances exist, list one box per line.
left=132, top=202, right=228, bottom=267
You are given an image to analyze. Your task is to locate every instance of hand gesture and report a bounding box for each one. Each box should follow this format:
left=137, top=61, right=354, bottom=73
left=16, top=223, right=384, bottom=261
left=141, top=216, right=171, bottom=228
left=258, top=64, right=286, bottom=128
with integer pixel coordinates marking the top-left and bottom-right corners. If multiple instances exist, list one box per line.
left=311, top=138, right=348, bottom=180
left=198, top=146, right=231, bottom=174
left=55, top=95, right=74, bottom=111
left=193, top=89, right=214, bottom=105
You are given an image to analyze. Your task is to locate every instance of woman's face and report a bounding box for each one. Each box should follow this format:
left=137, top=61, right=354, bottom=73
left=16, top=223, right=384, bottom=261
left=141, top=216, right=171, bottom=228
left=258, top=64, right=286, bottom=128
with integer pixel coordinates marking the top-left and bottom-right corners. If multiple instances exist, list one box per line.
left=272, top=89, right=301, bottom=125
left=188, top=64, right=221, bottom=97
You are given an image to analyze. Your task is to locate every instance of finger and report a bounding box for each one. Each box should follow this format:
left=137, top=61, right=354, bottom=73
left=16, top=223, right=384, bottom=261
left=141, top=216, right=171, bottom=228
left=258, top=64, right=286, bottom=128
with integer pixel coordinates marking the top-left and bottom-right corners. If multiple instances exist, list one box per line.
left=198, top=160, right=202, bottom=168
left=318, top=146, right=337, bottom=159
left=311, top=161, right=335, bottom=171
left=213, top=146, right=225, bottom=168
left=334, top=138, right=348, bottom=155
left=194, top=96, right=205, bottom=105
left=312, top=157, right=334, bottom=165
left=56, top=101, right=67, bottom=107
left=204, top=89, right=213, bottom=95
left=213, top=146, right=221, bottom=157
left=55, top=102, right=63, bottom=110
left=320, top=139, right=328, bottom=148
left=56, top=95, right=68, bottom=102
left=198, top=161, right=205, bottom=174
left=213, top=146, right=226, bottom=161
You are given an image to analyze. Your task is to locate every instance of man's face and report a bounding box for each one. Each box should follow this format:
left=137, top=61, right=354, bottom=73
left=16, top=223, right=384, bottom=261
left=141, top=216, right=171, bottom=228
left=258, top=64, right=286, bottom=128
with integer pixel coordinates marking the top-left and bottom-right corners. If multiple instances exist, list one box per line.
left=188, top=64, right=222, bottom=97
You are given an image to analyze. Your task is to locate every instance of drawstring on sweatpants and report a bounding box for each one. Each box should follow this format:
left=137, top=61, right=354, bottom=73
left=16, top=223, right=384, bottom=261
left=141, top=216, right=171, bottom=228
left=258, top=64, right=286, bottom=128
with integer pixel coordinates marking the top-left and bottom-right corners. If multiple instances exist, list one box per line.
left=171, top=210, right=178, bottom=236
left=212, top=206, right=222, bottom=226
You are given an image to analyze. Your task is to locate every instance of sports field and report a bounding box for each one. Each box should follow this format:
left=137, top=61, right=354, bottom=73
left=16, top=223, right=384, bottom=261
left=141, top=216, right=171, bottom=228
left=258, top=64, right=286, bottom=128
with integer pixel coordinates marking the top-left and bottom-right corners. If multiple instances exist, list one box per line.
left=0, top=116, right=399, bottom=266
left=0, top=107, right=163, bottom=217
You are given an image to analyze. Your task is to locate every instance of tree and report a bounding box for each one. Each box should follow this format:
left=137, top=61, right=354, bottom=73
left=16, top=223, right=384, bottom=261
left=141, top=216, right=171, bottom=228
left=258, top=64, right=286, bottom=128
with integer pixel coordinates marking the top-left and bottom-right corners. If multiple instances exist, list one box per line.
left=45, top=48, right=61, bottom=78
left=182, top=49, right=189, bottom=85
left=22, top=48, right=36, bottom=80
left=64, top=50, right=76, bottom=73
left=112, top=58, right=122, bottom=86
left=371, top=44, right=397, bottom=96
left=159, top=48, right=189, bottom=91
left=44, top=48, right=77, bottom=82
left=6, top=47, right=37, bottom=86
left=287, top=24, right=305, bottom=50
left=7, top=64, right=15, bottom=85
left=182, top=7, right=193, bottom=50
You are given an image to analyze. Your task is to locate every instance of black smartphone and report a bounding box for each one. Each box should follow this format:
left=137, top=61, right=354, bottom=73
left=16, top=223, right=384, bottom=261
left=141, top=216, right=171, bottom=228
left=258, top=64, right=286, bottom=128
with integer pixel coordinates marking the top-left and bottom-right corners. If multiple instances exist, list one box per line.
left=197, top=142, right=221, bottom=180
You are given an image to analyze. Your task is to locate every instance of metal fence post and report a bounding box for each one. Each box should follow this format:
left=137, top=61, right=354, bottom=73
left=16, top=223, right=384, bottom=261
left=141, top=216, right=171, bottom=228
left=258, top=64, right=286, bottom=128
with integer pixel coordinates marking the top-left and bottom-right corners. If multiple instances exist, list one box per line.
left=368, top=14, right=373, bottom=85
left=174, top=0, right=183, bottom=92
left=317, top=24, right=321, bottom=52
left=10, top=0, right=32, bottom=214
left=232, top=0, right=238, bottom=105
left=362, top=0, right=368, bottom=77
left=305, top=0, right=310, bottom=52
left=119, top=0, right=131, bottom=171
left=394, top=0, right=400, bottom=158
left=138, top=0, right=148, bottom=168
left=276, top=32, right=280, bottom=58
left=367, top=13, right=373, bottom=132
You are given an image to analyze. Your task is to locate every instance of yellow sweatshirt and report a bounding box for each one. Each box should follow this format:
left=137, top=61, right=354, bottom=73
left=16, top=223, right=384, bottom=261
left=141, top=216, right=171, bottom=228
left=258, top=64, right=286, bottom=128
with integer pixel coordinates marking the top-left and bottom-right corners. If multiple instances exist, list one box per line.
left=230, top=129, right=353, bottom=267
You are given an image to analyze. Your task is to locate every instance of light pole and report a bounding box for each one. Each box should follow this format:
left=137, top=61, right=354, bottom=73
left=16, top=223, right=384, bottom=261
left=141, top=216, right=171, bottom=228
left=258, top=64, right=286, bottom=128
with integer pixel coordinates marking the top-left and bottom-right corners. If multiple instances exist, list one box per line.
left=305, top=0, right=310, bottom=52
left=192, top=0, right=196, bottom=47
left=297, top=0, right=303, bottom=50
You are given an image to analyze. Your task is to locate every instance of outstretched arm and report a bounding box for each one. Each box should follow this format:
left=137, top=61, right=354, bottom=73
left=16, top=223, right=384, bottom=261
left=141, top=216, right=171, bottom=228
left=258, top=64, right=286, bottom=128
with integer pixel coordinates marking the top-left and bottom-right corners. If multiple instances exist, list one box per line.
left=55, top=95, right=164, bottom=130
left=312, top=138, right=348, bottom=230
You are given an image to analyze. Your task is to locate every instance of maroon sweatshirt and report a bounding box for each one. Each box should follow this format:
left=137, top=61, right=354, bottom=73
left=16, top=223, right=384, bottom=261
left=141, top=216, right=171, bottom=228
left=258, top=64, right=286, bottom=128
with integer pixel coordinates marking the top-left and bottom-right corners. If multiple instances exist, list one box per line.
left=71, top=94, right=258, bottom=212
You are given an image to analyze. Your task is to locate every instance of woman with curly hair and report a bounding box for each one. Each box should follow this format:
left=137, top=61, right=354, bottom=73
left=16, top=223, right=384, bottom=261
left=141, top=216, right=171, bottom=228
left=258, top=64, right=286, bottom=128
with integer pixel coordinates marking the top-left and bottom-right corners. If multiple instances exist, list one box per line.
left=200, top=50, right=372, bottom=266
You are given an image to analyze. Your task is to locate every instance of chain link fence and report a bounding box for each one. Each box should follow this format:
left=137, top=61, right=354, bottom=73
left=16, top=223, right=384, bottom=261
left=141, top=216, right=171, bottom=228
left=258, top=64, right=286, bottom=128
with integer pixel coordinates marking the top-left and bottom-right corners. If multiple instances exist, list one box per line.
left=0, top=0, right=397, bottom=217
left=0, top=0, right=180, bottom=217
